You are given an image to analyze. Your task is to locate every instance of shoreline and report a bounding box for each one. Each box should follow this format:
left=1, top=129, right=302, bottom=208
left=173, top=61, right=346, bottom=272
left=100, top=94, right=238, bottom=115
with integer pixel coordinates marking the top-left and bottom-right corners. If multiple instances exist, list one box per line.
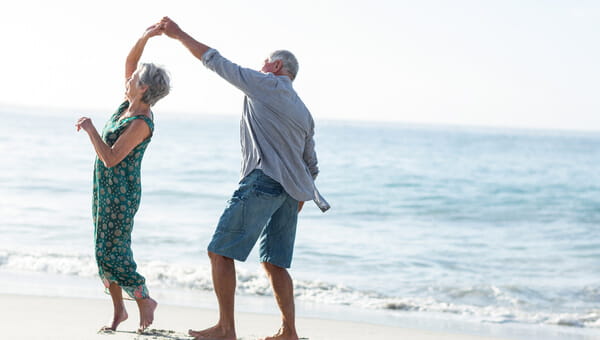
left=1, top=269, right=599, bottom=339
left=2, top=293, right=513, bottom=340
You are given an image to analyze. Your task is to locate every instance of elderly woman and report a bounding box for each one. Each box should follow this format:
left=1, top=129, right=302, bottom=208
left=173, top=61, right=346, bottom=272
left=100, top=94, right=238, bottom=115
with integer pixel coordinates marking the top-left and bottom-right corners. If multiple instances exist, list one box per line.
left=76, top=23, right=170, bottom=332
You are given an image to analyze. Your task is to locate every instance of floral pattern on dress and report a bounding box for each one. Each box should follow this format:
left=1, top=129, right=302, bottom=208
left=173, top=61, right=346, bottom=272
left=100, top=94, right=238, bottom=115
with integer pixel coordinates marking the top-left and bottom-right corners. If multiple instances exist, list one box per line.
left=92, top=101, right=154, bottom=300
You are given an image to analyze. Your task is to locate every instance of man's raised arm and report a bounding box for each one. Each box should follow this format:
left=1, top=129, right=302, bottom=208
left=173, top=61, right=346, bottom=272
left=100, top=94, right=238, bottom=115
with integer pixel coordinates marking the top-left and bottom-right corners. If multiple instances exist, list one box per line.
left=160, top=16, right=210, bottom=61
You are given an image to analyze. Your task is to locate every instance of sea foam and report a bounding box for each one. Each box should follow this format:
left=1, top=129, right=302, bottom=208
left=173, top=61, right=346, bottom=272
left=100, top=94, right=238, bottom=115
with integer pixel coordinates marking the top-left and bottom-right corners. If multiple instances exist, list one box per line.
left=1, top=248, right=598, bottom=329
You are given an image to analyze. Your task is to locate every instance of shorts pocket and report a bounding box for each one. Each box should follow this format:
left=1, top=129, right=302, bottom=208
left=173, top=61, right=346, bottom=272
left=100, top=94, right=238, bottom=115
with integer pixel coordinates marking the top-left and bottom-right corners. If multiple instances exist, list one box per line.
left=217, top=196, right=246, bottom=233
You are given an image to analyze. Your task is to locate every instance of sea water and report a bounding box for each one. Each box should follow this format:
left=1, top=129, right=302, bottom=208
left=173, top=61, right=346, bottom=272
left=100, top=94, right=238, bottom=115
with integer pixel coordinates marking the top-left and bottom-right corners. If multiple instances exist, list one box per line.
left=1, top=106, right=599, bottom=339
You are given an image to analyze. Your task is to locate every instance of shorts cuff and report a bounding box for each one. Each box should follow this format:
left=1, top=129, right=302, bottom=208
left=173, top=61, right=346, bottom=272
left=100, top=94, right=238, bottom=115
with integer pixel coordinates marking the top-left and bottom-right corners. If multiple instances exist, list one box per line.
left=260, top=255, right=291, bottom=269
left=207, top=244, right=248, bottom=262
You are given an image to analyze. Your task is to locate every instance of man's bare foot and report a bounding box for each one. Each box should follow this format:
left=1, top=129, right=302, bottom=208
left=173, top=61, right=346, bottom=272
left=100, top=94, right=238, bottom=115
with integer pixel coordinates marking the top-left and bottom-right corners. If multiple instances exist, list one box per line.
left=260, top=327, right=299, bottom=340
left=188, top=324, right=236, bottom=340
left=99, top=309, right=128, bottom=332
left=136, top=297, right=158, bottom=332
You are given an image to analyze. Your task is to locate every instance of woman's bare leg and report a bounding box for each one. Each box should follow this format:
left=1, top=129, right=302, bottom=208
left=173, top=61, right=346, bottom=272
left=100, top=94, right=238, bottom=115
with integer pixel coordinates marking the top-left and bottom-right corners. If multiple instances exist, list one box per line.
left=100, top=282, right=128, bottom=331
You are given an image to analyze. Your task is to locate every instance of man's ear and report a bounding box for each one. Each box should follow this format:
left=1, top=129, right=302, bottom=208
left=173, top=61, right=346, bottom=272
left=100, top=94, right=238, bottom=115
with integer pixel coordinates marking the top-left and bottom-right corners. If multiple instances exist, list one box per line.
left=274, top=59, right=283, bottom=72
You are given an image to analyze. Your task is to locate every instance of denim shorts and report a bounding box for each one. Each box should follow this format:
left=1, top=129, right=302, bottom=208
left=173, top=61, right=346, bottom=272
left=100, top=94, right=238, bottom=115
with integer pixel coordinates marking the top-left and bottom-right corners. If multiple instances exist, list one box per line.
left=207, top=169, right=299, bottom=268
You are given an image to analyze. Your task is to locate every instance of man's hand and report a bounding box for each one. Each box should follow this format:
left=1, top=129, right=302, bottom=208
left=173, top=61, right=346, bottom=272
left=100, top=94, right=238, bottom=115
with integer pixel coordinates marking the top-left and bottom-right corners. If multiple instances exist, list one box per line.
left=298, top=201, right=305, bottom=212
left=160, top=16, right=183, bottom=39
left=157, top=16, right=210, bottom=61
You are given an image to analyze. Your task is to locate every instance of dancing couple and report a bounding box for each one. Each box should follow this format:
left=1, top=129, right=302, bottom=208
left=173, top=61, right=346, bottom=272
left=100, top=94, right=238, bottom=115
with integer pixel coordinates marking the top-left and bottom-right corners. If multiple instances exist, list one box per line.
left=76, top=17, right=329, bottom=340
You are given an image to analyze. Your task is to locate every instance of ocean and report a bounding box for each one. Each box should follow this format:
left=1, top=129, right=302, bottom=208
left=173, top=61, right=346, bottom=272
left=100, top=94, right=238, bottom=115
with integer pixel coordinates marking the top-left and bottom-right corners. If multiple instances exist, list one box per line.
left=1, top=106, right=599, bottom=339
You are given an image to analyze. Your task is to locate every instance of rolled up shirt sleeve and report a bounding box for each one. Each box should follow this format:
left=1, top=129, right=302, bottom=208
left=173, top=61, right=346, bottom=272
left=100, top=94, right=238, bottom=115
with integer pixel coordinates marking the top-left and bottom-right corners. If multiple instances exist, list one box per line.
left=303, top=120, right=319, bottom=180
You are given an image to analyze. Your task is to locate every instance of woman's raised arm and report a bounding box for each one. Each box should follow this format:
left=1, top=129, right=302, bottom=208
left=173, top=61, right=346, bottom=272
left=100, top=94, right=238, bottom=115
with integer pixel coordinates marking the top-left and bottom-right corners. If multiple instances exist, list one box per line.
left=125, top=23, right=163, bottom=81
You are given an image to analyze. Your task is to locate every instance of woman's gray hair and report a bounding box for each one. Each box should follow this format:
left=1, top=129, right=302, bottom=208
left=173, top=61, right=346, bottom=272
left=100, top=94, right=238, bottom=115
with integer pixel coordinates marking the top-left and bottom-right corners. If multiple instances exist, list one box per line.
left=269, top=50, right=299, bottom=81
left=137, top=63, right=171, bottom=106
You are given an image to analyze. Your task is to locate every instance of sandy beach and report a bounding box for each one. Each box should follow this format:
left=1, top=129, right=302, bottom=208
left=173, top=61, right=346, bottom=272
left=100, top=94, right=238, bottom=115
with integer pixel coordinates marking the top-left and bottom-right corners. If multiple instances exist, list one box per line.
left=1, top=293, right=515, bottom=340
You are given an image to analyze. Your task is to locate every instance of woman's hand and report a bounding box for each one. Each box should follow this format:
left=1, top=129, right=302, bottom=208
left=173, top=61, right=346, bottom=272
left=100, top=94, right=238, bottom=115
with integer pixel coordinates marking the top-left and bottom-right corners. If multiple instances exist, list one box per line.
left=143, top=22, right=163, bottom=39
left=76, top=117, right=94, bottom=133
left=125, top=22, right=163, bottom=80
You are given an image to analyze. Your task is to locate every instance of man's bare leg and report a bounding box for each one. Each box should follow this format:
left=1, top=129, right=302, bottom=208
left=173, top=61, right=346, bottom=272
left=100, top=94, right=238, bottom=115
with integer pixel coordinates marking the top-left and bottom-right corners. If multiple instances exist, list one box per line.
left=188, top=251, right=237, bottom=340
left=260, top=262, right=299, bottom=340
left=136, top=296, right=158, bottom=332
left=100, top=283, right=128, bottom=331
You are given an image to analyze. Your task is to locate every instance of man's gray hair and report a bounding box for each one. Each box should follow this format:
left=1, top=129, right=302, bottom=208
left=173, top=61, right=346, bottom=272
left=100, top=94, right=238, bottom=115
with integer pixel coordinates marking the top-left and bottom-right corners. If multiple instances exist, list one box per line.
left=269, top=50, right=299, bottom=81
left=137, top=63, right=171, bottom=106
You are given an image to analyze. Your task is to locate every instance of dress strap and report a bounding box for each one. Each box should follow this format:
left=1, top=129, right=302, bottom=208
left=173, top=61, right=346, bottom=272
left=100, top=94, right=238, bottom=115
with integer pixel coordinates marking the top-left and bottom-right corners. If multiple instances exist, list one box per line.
left=120, top=115, right=154, bottom=133
left=117, top=101, right=130, bottom=113
left=110, top=101, right=130, bottom=121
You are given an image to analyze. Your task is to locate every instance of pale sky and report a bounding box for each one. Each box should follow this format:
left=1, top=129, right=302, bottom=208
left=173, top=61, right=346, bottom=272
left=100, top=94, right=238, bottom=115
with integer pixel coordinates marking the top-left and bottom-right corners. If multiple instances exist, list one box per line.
left=1, top=0, right=599, bottom=130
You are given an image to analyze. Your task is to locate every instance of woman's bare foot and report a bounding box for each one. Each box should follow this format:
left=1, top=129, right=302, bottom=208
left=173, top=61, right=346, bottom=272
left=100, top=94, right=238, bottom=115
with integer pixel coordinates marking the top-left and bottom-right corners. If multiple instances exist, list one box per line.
left=188, top=324, right=236, bottom=340
left=99, top=309, right=128, bottom=332
left=136, top=297, right=158, bottom=332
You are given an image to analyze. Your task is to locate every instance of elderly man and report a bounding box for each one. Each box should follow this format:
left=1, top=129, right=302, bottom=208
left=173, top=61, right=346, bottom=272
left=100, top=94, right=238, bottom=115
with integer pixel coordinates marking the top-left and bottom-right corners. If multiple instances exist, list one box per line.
left=160, top=17, right=329, bottom=340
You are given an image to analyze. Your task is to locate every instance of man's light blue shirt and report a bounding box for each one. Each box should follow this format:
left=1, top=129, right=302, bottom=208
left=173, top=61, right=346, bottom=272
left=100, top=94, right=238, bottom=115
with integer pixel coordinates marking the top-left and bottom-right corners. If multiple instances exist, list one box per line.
left=202, top=49, right=329, bottom=211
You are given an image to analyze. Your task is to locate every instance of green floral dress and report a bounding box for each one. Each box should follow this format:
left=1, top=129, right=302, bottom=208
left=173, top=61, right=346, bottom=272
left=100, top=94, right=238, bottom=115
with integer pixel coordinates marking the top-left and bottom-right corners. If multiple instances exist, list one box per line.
left=92, top=101, right=153, bottom=299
